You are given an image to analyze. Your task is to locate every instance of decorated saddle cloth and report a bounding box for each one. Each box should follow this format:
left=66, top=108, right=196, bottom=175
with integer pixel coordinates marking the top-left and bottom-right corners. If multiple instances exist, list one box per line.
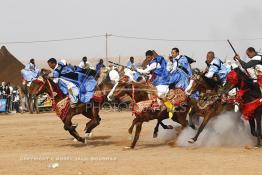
left=132, top=88, right=187, bottom=115
left=53, top=97, right=70, bottom=121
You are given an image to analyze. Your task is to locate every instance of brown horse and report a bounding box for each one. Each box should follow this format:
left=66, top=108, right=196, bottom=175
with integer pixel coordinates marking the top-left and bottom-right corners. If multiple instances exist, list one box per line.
left=185, top=73, right=232, bottom=143
left=20, top=80, right=40, bottom=114
left=29, top=68, right=115, bottom=143
left=109, top=79, right=190, bottom=149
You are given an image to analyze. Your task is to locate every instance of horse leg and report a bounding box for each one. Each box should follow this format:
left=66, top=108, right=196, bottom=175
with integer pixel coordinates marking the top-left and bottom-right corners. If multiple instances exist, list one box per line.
left=255, top=112, right=262, bottom=147
left=188, top=108, right=198, bottom=130
left=34, top=95, right=39, bottom=114
left=128, top=117, right=139, bottom=135
left=29, top=94, right=35, bottom=114
left=153, top=120, right=161, bottom=138
left=85, top=115, right=101, bottom=136
left=249, top=118, right=257, bottom=137
left=189, top=114, right=212, bottom=143
left=26, top=95, right=32, bottom=113
left=130, top=122, right=143, bottom=149
left=64, top=115, right=85, bottom=143
left=84, top=102, right=101, bottom=138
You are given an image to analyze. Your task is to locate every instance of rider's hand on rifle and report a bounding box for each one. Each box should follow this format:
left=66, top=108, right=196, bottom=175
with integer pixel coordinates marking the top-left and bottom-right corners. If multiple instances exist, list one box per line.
left=234, top=54, right=240, bottom=61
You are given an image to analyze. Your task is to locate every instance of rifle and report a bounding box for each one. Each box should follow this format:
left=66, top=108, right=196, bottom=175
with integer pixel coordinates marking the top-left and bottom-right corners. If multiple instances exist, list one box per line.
left=108, top=61, right=129, bottom=69
left=227, top=40, right=237, bottom=57
left=227, top=39, right=251, bottom=76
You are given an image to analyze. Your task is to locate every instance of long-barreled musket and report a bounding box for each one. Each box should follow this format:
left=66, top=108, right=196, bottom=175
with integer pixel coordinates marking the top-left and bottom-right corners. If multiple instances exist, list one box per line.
left=227, top=40, right=237, bottom=57
left=108, top=61, right=129, bottom=69
left=227, top=39, right=251, bottom=76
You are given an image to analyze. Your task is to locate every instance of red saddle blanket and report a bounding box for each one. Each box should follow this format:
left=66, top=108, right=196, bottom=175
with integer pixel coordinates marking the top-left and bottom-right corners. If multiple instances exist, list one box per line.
left=53, top=97, right=70, bottom=122
left=242, top=99, right=262, bottom=120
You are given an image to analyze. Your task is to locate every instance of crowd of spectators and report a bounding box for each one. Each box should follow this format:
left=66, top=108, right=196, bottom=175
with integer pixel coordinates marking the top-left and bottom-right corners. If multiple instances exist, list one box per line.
left=0, top=82, right=20, bottom=113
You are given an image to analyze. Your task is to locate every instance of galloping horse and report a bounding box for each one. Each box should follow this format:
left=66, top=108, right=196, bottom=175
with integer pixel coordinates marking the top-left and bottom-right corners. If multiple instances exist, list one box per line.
left=109, top=78, right=190, bottom=149
left=29, top=68, right=115, bottom=143
left=226, top=68, right=262, bottom=147
left=185, top=72, right=232, bottom=143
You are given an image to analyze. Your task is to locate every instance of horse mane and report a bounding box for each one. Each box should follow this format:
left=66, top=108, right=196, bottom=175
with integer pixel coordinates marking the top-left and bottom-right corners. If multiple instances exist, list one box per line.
left=234, top=67, right=261, bottom=98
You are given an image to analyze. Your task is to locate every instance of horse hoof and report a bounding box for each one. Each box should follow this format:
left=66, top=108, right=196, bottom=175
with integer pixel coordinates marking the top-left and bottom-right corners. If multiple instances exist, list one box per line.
left=73, top=138, right=78, bottom=142
left=188, top=138, right=195, bottom=144
left=84, top=132, right=93, bottom=139
left=79, top=138, right=86, bottom=144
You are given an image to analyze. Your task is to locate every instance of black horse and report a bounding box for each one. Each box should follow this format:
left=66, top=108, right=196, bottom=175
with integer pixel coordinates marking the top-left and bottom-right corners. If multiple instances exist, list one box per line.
left=226, top=68, right=262, bottom=147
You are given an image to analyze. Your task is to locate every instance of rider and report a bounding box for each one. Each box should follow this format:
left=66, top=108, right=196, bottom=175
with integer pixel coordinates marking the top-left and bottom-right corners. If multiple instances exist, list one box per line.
left=234, top=47, right=262, bottom=88
left=47, top=58, right=79, bottom=106
left=136, top=50, right=175, bottom=119
left=76, top=56, right=96, bottom=77
left=47, top=58, right=97, bottom=107
left=125, top=56, right=142, bottom=82
left=168, top=48, right=194, bottom=89
left=78, top=56, right=90, bottom=70
left=21, top=59, right=40, bottom=85
left=96, top=59, right=105, bottom=75
left=204, top=51, right=229, bottom=87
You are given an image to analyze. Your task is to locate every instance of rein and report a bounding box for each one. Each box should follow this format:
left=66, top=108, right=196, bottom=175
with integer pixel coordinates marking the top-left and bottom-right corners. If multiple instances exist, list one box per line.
left=131, top=84, right=136, bottom=114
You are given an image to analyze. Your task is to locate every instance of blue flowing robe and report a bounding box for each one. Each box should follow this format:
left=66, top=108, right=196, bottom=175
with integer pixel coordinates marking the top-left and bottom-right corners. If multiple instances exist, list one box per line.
left=149, top=56, right=170, bottom=86
left=54, top=62, right=97, bottom=103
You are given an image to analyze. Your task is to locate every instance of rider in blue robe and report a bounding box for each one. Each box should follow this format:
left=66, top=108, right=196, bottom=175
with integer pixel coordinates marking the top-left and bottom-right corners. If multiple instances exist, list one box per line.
left=48, top=58, right=97, bottom=105
left=168, top=48, right=194, bottom=90
left=204, top=51, right=229, bottom=86
left=136, top=50, right=173, bottom=119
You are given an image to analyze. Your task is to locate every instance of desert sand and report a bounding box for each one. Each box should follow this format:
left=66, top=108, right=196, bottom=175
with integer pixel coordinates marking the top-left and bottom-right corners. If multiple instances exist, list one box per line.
left=0, top=111, right=262, bottom=175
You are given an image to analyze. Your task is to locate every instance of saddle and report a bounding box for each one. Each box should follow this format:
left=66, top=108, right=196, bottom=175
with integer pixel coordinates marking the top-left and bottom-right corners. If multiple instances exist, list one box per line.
left=132, top=88, right=187, bottom=116
left=166, top=88, right=187, bottom=106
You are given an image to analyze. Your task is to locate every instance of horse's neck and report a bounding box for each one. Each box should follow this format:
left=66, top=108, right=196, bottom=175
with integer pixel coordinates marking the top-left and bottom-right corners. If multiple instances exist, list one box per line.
left=132, top=84, right=153, bottom=102
left=47, top=79, right=66, bottom=102
left=198, top=78, right=218, bottom=93
left=134, top=91, right=150, bottom=102
left=97, top=81, right=114, bottom=97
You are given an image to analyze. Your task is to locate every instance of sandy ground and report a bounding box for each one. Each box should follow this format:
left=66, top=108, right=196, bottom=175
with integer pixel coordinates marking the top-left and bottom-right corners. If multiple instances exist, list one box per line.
left=0, top=111, right=262, bottom=175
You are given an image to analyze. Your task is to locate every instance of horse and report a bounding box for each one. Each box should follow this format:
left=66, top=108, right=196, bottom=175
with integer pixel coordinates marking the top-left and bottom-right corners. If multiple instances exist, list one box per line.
left=109, top=78, right=190, bottom=149
left=226, top=68, right=262, bottom=147
left=20, top=79, right=40, bottom=114
left=29, top=67, right=116, bottom=143
left=185, top=72, right=233, bottom=143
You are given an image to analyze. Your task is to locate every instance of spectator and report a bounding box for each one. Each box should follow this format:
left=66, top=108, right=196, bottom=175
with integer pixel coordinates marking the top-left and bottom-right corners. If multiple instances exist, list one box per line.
left=12, top=87, right=20, bottom=113
left=0, top=82, right=7, bottom=99
left=5, top=82, right=12, bottom=113
left=96, top=59, right=105, bottom=75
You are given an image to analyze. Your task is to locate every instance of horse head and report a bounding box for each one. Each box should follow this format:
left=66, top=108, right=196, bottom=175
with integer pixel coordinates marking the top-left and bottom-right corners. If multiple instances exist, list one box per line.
left=185, top=71, right=205, bottom=95
left=29, top=74, right=63, bottom=101
left=96, top=67, right=110, bottom=86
